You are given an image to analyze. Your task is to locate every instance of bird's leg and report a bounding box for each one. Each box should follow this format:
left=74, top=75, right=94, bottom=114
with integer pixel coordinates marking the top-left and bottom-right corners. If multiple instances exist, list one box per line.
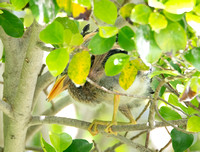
left=119, top=104, right=137, bottom=124
left=104, top=94, right=121, bottom=135
left=88, top=94, right=120, bottom=136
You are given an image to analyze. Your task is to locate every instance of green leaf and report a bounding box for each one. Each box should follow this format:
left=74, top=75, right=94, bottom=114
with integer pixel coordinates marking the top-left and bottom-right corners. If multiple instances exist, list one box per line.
left=159, top=106, right=182, bottom=121
left=0, top=10, right=24, bottom=38
left=187, top=116, right=200, bottom=132
left=93, top=0, right=117, bottom=25
left=171, top=129, right=194, bottom=152
left=99, top=26, right=118, bottom=38
left=131, top=58, right=149, bottom=70
left=118, top=26, right=135, bottom=51
left=135, top=25, right=162, bottom=64
left=88, top=32, right=116, bottom=55
left=105, top=53, right=130, bottom=76
left=148, top=12, right=167, bottom=32
left=55, top=17, right=79, bottom=34
left=148, top=0, right=165, bottom=9
left=49, top=132, right=72, bottom=152
left=64, top=29, right=83, bottom=46
left=163, top=10, right=185, bottom=21
left=149, top=70, right=178, bottom=78
left=24, top=8, right=34, bottom=27
left=184, top=47, right=200, bottom=71
left=186, top=12, right=200, bottom=36
left=164, top=0, right=195, bottom=14
left=168, top=94, right=188, bottom=114
left=154, top=22, right=187, bottom=53
left=119, top=60, right=138, bottom=90
left=29, top=0, right=40, bottom=21
left=11, top=0, right=30, bottom=10
left=119, top=3, right=135, bottom=19
left=68, top=51, right=91, bottom=85
left=0, top=2, right=14, bottom=10
left=40, top=136, right=56, bottom=152
left=46, top=48, right=69, bottom=77
left=130, top=4, right=152, bottom=24
left=39, top=20, right=64, bottom=44
left=64, top=139, right=93, bottom=152
left=78, top=0, right=91, bottom=7
left=43, top=3, right=50, bottom=23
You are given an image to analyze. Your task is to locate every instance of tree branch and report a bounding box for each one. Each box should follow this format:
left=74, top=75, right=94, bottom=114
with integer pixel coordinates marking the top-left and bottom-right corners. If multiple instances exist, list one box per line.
left=29, top=115, right=188, bottom=133
left=26, top=95, right=72, bottom=141
left=0, top=99, right=13, bottom=118
left=36, top=41, right=54, bottom=52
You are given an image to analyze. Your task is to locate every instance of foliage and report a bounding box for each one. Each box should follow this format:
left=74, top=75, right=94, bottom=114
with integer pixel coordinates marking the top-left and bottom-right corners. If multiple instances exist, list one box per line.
left=1, top=0, right=200, bottom=151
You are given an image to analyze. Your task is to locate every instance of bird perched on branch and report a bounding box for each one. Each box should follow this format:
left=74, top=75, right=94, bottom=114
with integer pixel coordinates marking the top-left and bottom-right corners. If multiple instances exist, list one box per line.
left=47, top=48, right=152, bottom=135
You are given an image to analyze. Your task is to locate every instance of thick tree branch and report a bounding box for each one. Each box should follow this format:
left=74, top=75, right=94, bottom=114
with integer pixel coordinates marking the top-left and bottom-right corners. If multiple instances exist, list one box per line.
left=29, top=115, right=188, bottom=133
left=36, top=41, right=54, bottom=52
left=0, top=99, right=13, bottom=118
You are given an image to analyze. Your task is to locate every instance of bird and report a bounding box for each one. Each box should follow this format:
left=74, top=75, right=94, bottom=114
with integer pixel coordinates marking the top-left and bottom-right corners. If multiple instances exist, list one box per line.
left=47, top=48, right=152, bottom=136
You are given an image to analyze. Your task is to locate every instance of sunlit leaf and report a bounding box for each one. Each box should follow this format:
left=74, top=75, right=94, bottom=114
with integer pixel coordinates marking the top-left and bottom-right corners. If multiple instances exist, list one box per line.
left=50, top=132, right=72, bottom=152
left=119, top=3, right=135, bottom=19
left=11, top=0, right=30, bottom=10
left=148, top=12, right=167, bottom=32
left=0, top=2, right=14, bottom=10
left=24, top=8, right=34, bottom=27
left=88, top=32, right=116, bottom=55
left=55, top=17, right=79, bottom=34
left=105, top=53, right=130, bottom=76
left=163, top=10, right=185, bottom=21
left=148, top=0, right=165, bottom=9
left=64, top=29, right=83, bottom=46
left=46, top=48, right=69, bottom=77
left=194, top=3, right=200, bottom=16
left=78, top=0, right=91, bottom=8
left=131, top=58, right=149, bottom=70
left=118, top=26, right=135, bottom=51
left=186, top=12, right=200, bottom=36
left=0, top=10, right=24, bottom=38
left=154, top=22, right=187, bottom=53
left=93, top=0, right=117, bottom=25
left=130, top=4, right=152, bottom=24
left=40, top=136, right=56, bottom=152
left=64, top=139, right=93, bottom=152
left=68, top=51, right=91, bottom=85
left=135, top=25, right=162, bottom=64
left=29, top=0, right=40, bottom=21
left=56, top=0, right=72, bottom=14
left=164, top=0, right=195, bottom=14
left=159, top=106, right=182, bottom=121
left=187, top=116, right=200, bottom=132
left=119, top=60, right=138, bottom=90
left=39, top=20, right=64, bottom=44
left=171, top=129, right=194, bottom=152
left=99, top=26, right=118, bottom=38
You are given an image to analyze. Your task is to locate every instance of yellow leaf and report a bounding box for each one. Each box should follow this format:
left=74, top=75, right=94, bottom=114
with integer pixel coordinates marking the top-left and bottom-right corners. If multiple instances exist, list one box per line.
left=131, top=58, right=149, bottom=70
left=72, top=2, right=91, bottom=20
left=119, top=60, right=138, bottom=90
left=68, top=51, right=91, bottom=85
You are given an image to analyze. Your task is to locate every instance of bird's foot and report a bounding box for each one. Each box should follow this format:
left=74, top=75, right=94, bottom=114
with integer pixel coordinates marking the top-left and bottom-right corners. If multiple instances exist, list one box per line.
left=104, top=121, right=117, bottom=135
left=88, top=120, right=118, bottom=136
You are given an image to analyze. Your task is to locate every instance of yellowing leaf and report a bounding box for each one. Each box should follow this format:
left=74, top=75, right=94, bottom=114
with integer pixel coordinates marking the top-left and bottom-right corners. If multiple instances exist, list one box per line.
left=132, top=58, right=149, bottom=70
left=72, top=2, right=91, bottom=20
left=119, top=60, right=138, bottom=90
left=68, top=51, right=91, bottom=85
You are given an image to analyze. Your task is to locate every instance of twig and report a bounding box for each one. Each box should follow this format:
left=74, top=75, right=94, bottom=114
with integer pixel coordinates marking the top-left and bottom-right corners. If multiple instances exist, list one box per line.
left=136, top=100, right=151, bottom=121
left=102, top=133, right=154, bottom=152
left=86, top=77, right=152, bottom=100
left=36, top=41, right=55, bottom=52
left=0, top=98, right=13, bottom=118
left=184, top=101, right=200, bottom=112
left=29, top=115, right=188, bottom=133
left=145, top=131, right=150, bottom=148
left=159, top=139, right=172, bottom=152
left=91, top=140, right=100, bottom=152
left=104, top=131, right=147, bottom=152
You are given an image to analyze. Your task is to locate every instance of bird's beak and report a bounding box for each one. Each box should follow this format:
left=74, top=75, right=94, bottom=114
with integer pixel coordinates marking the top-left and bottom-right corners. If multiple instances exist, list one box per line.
left=47, top=75, right=70, bottom=101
